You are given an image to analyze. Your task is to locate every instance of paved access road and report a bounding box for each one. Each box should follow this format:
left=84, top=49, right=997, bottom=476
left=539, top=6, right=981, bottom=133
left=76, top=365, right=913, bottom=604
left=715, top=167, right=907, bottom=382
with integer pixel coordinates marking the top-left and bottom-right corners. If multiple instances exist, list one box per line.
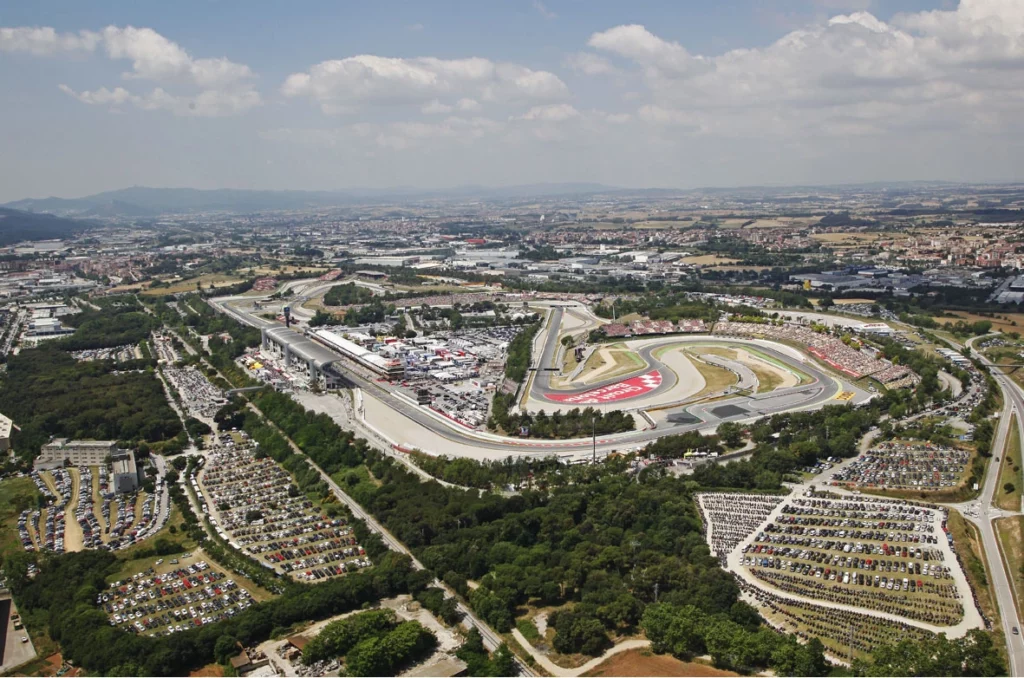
left=964, top=334, right=1024, bottom=677
left=212, top=289, right=852, bottom=460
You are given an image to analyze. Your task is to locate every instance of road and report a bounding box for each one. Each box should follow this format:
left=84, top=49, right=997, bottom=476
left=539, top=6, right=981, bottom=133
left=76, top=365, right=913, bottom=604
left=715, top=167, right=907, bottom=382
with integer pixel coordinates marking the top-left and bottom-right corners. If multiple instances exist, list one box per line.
left=224, top=391, right=534, bottom=674
left=179, top=338, right=535, bottom=674
left=964, top=334, right=1024, bottom=677
left=210, top=289, right=853, bottom=460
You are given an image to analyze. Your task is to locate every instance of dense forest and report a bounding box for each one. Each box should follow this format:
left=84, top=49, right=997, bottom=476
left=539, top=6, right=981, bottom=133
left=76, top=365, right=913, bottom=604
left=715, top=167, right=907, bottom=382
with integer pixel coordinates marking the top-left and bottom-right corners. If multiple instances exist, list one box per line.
left=0, top=347, right=182, bottom=463
left=243, top=382, right=998, bottom=675
left=0, top=207, right=95, bottom=245
left=58, top=299, right=158, bottom=350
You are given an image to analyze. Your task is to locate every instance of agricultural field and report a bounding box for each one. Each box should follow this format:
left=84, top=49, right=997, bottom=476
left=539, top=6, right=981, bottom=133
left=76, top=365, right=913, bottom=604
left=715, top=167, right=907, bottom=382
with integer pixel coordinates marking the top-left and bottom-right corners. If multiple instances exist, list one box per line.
left=943, top=311, right=1024, bottom=334
left=141, top=274, right=246, bottom=296
left=811, top=231, right=901, bottom=245
left=681, top=254, right=742, bottom=266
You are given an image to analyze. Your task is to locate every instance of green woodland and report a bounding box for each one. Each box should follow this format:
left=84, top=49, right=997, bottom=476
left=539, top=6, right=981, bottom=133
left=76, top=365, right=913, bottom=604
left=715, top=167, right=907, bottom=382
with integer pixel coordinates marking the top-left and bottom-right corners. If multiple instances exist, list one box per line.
left=0, top=291, right=1007, bottom=677
left=0, top=347, right=182, bottom=463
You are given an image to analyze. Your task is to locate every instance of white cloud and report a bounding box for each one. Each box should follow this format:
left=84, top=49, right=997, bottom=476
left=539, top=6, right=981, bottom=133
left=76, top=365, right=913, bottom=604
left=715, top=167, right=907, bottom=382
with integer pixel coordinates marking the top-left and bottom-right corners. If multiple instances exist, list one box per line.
left=533, top=1, right=557, bottom=20
left=0, top=26, right=100, bottom=55
left=58, top=84, right=133, bottom=106
left=422, top=99, right=453, bottom=114
left=587, top=0, right=1024, bottom=140
left=516, top=103, right=580, bottom=122
left=564, top=52, right=617, bottom=76
left=282, top=54, right=568, bottom=114
left=59, top=83, right=260, bottom=117
left=100, top=26, right=253, bottom=88
left=588, top=24, right=708, bottom=78
left=2, top=24, right=259, bottom=117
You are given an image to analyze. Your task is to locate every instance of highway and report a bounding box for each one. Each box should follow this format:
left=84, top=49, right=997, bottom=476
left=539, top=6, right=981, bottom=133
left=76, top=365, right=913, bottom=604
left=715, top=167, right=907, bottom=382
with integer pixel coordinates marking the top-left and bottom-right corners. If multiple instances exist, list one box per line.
left=964, top=335, right=1024, bottom=677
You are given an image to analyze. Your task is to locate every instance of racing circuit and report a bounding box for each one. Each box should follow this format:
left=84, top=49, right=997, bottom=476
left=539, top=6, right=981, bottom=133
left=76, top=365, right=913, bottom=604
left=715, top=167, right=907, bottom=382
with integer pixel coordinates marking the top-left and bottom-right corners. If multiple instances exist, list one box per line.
left=210, top=281, right=872, bottom=462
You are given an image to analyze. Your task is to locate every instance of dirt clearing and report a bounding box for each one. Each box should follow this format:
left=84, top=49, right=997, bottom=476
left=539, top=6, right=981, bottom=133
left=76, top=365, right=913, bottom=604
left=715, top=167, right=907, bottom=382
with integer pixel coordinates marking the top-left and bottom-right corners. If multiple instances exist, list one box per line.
left=583, top=649, right=737, bottom=677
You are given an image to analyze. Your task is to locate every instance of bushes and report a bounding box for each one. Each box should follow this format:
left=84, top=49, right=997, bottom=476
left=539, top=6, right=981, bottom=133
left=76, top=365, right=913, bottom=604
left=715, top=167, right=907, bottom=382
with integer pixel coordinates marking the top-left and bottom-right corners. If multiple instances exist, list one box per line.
left=324, top=284, right=376, bottom=307
left=302, top=609, right=398, bottom=665
left=301, top=608, right=436, bottom=676
left=489, top=393, right=635, bottom=439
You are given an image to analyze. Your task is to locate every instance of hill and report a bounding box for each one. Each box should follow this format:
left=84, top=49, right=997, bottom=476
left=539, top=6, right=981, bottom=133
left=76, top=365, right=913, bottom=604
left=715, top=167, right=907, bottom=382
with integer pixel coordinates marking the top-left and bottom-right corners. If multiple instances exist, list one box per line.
left=0, top=207, right=96, bottom=246
left=4, top=183, right=620, bottom=215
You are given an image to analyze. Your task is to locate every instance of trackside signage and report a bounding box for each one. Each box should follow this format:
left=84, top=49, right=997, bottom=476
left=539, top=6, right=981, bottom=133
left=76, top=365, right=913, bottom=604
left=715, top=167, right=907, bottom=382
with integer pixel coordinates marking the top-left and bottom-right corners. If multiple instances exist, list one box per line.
left=545, top=370, right=662, bottom=405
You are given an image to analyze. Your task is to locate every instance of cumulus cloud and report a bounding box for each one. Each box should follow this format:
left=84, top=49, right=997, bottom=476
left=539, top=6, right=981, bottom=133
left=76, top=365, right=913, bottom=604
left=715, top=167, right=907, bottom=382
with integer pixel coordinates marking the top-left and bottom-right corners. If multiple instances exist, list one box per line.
left=586, top=0, right=1024, bottom=139
left=0, top=26, right=100, bottom=55
left=2, top=23, right=259, bottom=116
left=282, top=54, right=568, bottom=114
left=100, top=26, right=253, bottom=88
left=588, top=24, right=708, bottom=78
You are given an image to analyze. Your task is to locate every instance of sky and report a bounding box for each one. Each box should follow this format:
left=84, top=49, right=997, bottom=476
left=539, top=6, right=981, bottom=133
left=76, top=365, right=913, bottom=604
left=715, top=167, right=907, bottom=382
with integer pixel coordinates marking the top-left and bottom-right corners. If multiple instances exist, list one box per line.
left=2, top=0, right=1024, bottom=201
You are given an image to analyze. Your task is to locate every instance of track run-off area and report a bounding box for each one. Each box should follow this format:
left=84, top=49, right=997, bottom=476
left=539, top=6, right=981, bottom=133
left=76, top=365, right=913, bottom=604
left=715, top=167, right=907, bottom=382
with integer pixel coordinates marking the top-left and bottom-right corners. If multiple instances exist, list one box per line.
left=210, top=286, right=872, bottom=462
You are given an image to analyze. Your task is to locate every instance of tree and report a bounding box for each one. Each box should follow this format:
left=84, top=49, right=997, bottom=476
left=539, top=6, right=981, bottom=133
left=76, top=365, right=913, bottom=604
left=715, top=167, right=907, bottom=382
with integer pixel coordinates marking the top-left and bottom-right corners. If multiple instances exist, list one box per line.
left=1005, top=482, right=1016, bottom=495
left=716, top=422, right=744, bottom=448
left=214, top=635, right=240, bottom=663
left=641, top=603, right=706, bottom=659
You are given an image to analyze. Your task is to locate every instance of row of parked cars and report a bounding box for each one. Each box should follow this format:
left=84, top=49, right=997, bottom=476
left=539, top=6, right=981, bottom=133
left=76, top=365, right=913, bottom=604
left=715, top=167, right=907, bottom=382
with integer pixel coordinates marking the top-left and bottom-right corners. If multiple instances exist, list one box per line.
left=103, top=559, right=254, bottom=636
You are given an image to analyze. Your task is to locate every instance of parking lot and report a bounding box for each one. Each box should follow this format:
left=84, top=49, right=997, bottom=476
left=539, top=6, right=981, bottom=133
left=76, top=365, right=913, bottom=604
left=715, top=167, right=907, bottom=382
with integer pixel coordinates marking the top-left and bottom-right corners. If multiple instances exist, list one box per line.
left=151, top=332, right=183, bottom=363
left=18, top=467, right=161, bottom=554
left=71, top=344, right=140, bottom=362
left=101, top=554, right=255, bottom=636
left=741, top=496, right=965, bottom=626
left=831, top=441, right=970, bottom=491
left=163, top=364, right=227, bottom=419
left=198, top=437, right=370, bottom=582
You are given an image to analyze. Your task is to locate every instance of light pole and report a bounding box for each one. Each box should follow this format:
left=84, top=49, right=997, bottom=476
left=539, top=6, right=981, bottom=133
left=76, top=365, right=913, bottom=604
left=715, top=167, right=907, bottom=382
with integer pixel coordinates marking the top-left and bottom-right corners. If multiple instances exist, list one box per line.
left=592, top=414, right=597, bottom=464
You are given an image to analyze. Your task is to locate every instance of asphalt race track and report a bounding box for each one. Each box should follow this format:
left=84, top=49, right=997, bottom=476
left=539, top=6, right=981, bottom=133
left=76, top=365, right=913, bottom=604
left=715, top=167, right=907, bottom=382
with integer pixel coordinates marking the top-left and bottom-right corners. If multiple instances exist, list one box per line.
left=211, top=289, right=855, bottom=459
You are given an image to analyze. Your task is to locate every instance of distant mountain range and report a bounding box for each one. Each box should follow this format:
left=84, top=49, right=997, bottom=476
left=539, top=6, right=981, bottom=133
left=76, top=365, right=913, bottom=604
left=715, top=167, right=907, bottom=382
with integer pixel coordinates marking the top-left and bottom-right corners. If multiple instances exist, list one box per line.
left=3, top=184, right=619, bottom=217
left=5, top=181, right=1020, bottom=218
left=0, top=207, right=96, bottom=246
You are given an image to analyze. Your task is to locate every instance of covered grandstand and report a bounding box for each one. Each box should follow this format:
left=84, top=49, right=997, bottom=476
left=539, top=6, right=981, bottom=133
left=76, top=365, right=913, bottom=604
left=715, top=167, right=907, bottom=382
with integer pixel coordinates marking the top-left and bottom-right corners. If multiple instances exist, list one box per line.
left=312, top=330, right=405, bottom=380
